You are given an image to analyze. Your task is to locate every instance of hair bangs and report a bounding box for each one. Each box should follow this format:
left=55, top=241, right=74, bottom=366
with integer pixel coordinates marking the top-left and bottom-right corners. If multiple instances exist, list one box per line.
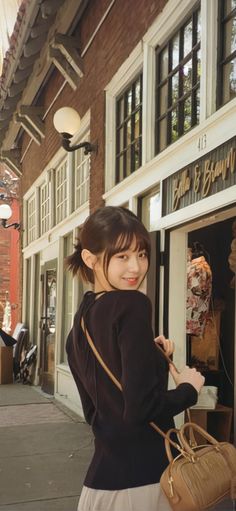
left=103, top=221, right=151, bottom=278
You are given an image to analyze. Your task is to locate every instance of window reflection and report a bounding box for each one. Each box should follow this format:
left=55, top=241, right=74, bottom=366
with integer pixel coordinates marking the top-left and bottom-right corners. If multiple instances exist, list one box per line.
left=141, top=188, right=161, bottom=232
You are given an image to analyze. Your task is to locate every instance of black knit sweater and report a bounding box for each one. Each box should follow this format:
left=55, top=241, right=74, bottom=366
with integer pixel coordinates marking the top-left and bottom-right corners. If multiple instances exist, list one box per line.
left=66, top=290, right=197, bottom=490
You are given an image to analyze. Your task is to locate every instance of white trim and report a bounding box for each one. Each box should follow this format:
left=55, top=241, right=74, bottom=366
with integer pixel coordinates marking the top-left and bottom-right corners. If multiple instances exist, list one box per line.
left=201, top=0, right=218, bottom=120
left=104, top=97, right=236, bottom=206
left=142, top=43, right=156, bottom=164
left=143, top=0, right=197, bottom=47
left=159, top=186, right=236, bottom=230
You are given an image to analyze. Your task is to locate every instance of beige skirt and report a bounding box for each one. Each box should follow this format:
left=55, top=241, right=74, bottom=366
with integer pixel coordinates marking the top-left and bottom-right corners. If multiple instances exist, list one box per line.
left=78, top=482, right=172, bottom=511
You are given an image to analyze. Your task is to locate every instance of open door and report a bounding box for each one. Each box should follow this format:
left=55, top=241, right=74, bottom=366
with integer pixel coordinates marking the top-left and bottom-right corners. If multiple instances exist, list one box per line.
left=40, top=260, right=57, bottom=395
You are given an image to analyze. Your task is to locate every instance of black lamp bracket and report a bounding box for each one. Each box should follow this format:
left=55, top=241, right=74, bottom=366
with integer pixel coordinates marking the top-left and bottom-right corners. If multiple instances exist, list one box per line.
left=61, top=132, right=97, bottom=154
left=1, top=219, right=20, bottom=230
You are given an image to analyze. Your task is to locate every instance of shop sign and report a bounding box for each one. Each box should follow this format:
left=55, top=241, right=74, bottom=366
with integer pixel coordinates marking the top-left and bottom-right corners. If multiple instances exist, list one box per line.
left=162, top=137, right=236, bottom=215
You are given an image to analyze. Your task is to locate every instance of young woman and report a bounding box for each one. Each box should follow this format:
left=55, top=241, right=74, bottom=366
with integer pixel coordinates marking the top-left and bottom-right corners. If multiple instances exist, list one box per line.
left=66, top=206, right=204, bottom=511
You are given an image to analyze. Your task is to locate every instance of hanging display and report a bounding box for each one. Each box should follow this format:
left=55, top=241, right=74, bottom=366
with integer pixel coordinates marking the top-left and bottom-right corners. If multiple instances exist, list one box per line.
left=186, top=244, right=212, bottom=337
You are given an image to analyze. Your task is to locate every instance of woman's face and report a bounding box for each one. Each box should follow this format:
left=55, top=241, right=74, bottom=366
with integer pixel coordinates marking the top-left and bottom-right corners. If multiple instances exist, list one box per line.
left=94, top=239, right=148, bottom=292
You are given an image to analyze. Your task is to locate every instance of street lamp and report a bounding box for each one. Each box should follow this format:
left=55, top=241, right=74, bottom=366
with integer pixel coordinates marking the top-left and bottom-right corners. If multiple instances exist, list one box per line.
left=53, top=107, right=97, bottom=154
left=0, top=204, right=20, bottom=230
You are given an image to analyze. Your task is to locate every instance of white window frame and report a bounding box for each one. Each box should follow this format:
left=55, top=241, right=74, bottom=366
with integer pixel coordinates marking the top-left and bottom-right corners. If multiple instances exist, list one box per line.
left=104, top=0, right=219, bottom=202
left=105, top=42, right=143, bottom=192
left=55, top=157, right=68, bottom=225
left=74, top=131, right=90, bottom=210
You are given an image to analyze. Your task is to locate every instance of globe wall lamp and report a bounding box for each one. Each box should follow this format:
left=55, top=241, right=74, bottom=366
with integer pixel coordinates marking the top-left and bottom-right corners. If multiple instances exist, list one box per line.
left=0, top=204, right=20, bottom=230
left=53, top=107, right=97, bottom=154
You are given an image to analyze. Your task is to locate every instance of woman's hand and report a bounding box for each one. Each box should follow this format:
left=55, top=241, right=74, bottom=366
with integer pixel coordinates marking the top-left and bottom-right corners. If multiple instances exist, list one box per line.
left=154, top=335, right=175, bottom=357
left=169, top=364, right=205, bottom=394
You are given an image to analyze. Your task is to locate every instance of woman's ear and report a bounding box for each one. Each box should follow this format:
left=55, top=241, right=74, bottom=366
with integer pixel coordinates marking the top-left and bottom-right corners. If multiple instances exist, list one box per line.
left=81, top=249, right=97, bottom=270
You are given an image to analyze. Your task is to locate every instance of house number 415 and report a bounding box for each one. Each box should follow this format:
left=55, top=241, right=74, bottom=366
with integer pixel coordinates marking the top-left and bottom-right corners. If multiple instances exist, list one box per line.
left=197, top=134, right=207, bottom=151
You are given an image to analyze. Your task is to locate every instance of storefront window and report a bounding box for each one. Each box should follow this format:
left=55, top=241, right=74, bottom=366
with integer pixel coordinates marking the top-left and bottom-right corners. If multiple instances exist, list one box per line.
left=140, top=186, right=161, bottom=231
left=155, top=6, right=201, bottom=153
left=27, top=194, right=36, bottom=244
left=116, top=73, right=142, bottom=183
left=218, top=0, right=236, bottom=106
left=55, top=159, right=68, bottom=224
left=74, top=141, right=90, bottom=209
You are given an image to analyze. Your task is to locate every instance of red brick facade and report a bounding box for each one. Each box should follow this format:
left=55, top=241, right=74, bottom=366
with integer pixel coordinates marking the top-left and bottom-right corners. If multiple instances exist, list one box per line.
left=21, top=0, right=168, bottom=210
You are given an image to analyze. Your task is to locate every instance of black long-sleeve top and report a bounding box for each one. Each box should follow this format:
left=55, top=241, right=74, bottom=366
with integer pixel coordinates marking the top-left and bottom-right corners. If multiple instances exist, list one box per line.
left=66, top=290, right=198, bottom=490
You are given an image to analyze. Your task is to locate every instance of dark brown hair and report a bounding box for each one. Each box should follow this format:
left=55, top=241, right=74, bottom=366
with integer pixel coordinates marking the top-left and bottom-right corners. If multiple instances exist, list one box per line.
left=66, top=206, right=151, bottom=284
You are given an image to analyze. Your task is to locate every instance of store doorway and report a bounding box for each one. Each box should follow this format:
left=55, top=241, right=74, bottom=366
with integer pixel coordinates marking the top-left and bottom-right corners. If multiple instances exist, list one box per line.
left=169, top=208, right=236, bottom=442
left=187, top=216, right=235, bottom=442
left=40, top=260, right=57, bottom=395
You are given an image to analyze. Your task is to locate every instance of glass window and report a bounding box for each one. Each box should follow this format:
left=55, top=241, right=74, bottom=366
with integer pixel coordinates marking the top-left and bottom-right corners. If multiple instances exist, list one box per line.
left=140, top=186, right=161, bottom=231
left=55, top=159, right=68, bottom=224
left=40, top=181, right=50, bottom=235
left=116, top=73, right=142, bottom=183
left=74, top=138, right=90, bottom=209
left=218, top=0, right=236, bottom=106
left=27, top=194, right=36, bottom=244
left=155, top=6, right=201, bottom=154
left=61, top=233, right=73, bottom=364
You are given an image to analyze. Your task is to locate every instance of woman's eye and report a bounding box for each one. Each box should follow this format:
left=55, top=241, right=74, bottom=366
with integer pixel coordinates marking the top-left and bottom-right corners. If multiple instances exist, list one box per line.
left=117, top=254, right=127, bottom=260
left=139, top=252, right=147, bottom=259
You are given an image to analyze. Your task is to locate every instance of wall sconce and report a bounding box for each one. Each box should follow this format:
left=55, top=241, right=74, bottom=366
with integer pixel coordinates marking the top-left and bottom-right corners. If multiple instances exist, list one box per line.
left=53, top=107, right=97, bottom=154
left=0, top=204, right=20, bottom=230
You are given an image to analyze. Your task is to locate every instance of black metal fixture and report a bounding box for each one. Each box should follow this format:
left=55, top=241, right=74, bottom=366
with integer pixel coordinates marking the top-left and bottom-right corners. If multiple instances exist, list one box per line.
left=53, top=107, right=97, bottom=154
left=0, top=204, right=20, bottom=230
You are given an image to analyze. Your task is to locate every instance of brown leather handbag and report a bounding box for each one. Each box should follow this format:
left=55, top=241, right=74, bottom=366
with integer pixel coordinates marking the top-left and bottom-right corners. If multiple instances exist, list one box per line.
left=81, top=318, right=236, bottom=511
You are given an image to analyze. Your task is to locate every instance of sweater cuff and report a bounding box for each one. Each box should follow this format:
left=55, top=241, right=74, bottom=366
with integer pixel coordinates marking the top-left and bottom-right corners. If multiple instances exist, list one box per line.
left=177, top=382, right=198, bottom=408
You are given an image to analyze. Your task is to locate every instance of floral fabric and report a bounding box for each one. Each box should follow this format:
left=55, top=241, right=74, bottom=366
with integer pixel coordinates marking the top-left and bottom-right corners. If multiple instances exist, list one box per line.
left=186, top=255, right=212, bottom=336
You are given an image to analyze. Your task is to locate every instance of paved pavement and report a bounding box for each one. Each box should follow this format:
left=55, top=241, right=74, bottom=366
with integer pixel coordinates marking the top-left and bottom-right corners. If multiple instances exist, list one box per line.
left=0, top=384, right=93, bottom=511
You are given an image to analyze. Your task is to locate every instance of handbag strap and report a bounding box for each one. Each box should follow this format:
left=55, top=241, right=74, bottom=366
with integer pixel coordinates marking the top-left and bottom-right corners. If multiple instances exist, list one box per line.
left=81, top=316, right=192, bottom=455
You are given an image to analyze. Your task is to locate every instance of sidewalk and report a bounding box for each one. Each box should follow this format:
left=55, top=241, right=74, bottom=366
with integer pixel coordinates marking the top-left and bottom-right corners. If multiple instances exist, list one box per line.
left=0, top=383, right=93, bottom=511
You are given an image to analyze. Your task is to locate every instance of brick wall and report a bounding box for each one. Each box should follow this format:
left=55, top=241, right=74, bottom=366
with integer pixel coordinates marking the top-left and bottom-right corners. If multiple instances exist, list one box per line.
left=21, top=0, right=168, bottom=209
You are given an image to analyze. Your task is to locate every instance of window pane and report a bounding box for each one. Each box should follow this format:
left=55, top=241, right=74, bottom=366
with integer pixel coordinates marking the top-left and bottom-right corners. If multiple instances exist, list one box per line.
left=197, top=9, right=201, bottom=42
left=127, top=119, right=132, bottom=145
left=126, top=147, right=131, bottom=175
left=224, top=18, right=236, bottom=58
left=134, top=111, right=140, bottom=139
left=225, top=0, right=236, bottom=16
left=184, top=20, right=193, bottom=57
left=117, top=155, right=124, bottom=181
left=160, top=46, right=168, bottom=80
left=135, top=79, right=141, bottom=106
left=134, top=139, right=141, bottom=170
left=159, top=83, right=168, bottom=115
left=196, top=87, right=200, bottom=123
left=126, top=89, right=132, bottom=116
left=184, top=96, right=192, bottom=132
left=118, top=98, right=124, bottom=125
left=171, top=73, right=179, bottom=104
left=183, top=61, right=192, bottom=93
left=223, top=58, right=236, bottom=103
left=197, top=49, right=201, bottom=80
left=172, top=35, right=179, bottom=69
left=159, top=117, right=167, bottom=151
left=171, top=108, right=178, bottom=141
left=118, top=127, right=124, bottom=151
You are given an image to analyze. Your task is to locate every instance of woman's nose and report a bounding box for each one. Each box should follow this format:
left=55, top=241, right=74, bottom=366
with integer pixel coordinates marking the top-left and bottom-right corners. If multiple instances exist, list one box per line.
left=128, top=256, right=140, bottom=272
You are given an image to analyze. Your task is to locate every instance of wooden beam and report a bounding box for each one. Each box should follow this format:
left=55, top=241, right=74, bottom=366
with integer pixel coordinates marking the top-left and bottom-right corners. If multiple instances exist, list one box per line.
left=23, top=34, right=46, bottom=58
left=52, top=34, right=84, bottom=77
left=0, top=150, right=22, bottom=176
left=19, top=106, right=45, bottom=137
left=49, top=47, right=79, bottom=90
left=15, top=114, right=43, bottom=145
left=14, top=66, right=34, bottom=84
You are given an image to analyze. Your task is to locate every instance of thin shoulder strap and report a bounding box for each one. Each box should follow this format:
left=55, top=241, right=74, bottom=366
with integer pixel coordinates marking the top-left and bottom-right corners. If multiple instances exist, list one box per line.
left=81, top=317, right=190, bottom=454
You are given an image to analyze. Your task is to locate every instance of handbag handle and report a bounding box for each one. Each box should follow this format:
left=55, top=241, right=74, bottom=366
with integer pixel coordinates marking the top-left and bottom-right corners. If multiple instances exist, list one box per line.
left=81, top=317, right=192, bottom=457
left=179, top=421, right=220, bottom=455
